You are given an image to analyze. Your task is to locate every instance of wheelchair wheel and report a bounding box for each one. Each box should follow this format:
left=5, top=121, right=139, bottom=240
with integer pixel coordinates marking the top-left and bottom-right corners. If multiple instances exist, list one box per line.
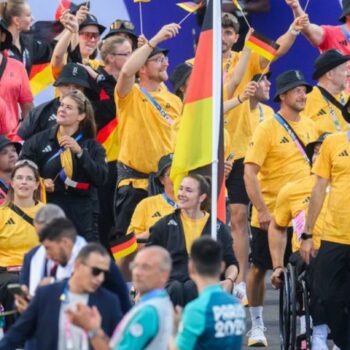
left=279, top=263, right=297, bottom=350
left=301, top=279, right=312, bottom=350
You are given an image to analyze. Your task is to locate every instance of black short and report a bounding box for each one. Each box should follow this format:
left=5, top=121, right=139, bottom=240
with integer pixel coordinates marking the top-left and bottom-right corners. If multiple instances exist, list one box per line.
left=113, top=185, right=147, bottom=237
left=250, top=226, right=293, bottom=270
left=226, top=158, right=249, bottom=205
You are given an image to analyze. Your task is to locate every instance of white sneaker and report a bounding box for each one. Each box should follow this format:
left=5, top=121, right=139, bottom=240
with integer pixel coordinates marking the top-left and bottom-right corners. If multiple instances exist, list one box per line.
left=311, top=334, right=328, bottom=350
left=233, top=282, right=248, bottom=306
left=247, top=325, right=268, bottom=347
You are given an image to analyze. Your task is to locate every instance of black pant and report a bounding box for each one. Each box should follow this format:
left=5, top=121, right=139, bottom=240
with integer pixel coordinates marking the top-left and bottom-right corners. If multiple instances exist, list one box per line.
left=113, top=185, right=147, bottom=237
left=313, top=241, right=350, bottom=350
left=166, top=279, right=198, bottom=307
left=0, top=270, right=19, bottom=329
left=98, top=162, right=117, bottom=249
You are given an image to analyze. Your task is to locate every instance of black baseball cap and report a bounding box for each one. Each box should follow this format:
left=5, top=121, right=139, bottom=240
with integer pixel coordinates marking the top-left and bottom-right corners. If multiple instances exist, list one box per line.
left=273, top=70, right=313, bottom=102
left=79, top=14, right=106, bottom=35
left=103, top=19, right=137, bottom=48
left=155, top=154, right=173, bottom=178
left=170, top=63, right=193, bottom=94
left=0, top=135, right=21, bottom=154
left=252, top=72, right=271, bottom=82
left=339, top=0, right=350, bottom=22
left=306, top=132, right=330, bottom=161
left=53, top=63, right=91, bottom=89
left=148, top=47, right=169, bottom=59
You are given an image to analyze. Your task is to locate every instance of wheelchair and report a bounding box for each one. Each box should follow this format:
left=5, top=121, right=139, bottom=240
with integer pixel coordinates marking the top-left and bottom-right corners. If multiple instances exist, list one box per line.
left=279, top=263, right=312, bottom=350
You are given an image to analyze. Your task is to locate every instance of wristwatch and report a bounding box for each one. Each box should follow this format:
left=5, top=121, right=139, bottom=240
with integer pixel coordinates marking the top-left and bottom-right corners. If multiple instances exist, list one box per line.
left=300, top=233, right=313, bottom=240
left=87, top=328, right=103, bottom=340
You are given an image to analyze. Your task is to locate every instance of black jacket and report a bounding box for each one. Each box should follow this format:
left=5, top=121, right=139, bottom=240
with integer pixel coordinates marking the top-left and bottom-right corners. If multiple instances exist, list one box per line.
left=148, top=209, right=238, bottom=282
left=18, top=98, right=60, bottom=140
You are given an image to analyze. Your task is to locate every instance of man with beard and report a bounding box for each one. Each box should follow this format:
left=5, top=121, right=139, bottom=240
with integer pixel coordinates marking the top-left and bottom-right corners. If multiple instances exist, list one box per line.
left=113, top=23, right=182, bottom=238
left=243, top=70, right=317, bottom=346
left=0, top=136, right=20, bottom=204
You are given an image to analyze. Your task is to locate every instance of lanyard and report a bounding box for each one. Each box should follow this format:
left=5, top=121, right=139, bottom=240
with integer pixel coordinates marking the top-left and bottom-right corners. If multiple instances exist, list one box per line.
left=347, top=131, right=350, bottom=141
left=0, top=179, right=9, bottom=192
left=321, top=92, right=346, bottom=132
left=140, top=86, right=173, bottom=125
left=340, top=25, right=350, bottom=42
left=47, top=133, right=83, bottom=163
left=61, top=281, right=88, bottom=350
left=162, top=193, right=178, bottom=208
left=258, top=104, right=264, bottom=123
left=274, top=113, right=311, bottom=165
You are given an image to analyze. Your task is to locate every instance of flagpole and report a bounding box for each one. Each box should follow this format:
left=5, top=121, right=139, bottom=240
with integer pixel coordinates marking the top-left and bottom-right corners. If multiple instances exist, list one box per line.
left=178, top=8, right=197, bottom=25
left=211, top=0, right=222, bottom=241
left=303, top=0, right=311, bottom=12
left=139, top=2, right=143, bottom=35
left=256, top=62, right=271, bottom=84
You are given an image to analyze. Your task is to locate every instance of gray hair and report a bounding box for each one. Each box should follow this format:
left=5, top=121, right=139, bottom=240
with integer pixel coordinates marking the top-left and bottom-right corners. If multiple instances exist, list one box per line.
left=34, top=204, right=66, bottom=225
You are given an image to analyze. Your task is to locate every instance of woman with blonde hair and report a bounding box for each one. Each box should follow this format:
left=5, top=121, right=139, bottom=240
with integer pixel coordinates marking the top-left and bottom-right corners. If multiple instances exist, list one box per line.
left=0, top=159, right=44, bottom=318
left=20, top=90, right=108, bottom=242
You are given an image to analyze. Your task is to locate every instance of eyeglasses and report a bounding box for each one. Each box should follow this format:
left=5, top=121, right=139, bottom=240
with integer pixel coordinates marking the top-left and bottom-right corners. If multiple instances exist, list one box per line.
left=147, top=56, right=169, bottom=64
left=13, top=175, right=36, bottom=182
left=79, top=31, right=100, bottom=41
left=15, top=159, right=39, bottom=170
left=82, top=263, right=109, bottom=277
left=110, top=20, right=135, bottom=31
left=110, top=52, right=132, bottom=57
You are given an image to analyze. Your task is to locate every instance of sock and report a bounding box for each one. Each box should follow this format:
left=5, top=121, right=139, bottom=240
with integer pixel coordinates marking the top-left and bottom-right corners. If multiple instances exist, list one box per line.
left=312, top=324, right=328, bottom=340
left=299, top=315, right=306, bottom=335
left=249, top=306, right=264, bottom=328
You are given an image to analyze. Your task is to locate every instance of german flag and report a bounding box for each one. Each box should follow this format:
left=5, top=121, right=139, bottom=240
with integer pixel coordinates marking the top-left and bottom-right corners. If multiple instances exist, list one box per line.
left=110, top=233, right=138, bottom=261
left=245, top=31, right=280, bottom=61
left=171, top=0, right=226, bottom=222
left=29, top=63, right=55, bottom=96
left=177, top=1, right=203, bottom=12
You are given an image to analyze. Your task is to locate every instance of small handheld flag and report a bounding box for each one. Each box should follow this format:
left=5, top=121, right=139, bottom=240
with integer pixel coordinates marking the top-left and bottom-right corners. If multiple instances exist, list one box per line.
left=110, top=233, right=138, bottom=260
left=177, top=1, right=204, bottom=25
left=245, top=31, right=279, bottom=61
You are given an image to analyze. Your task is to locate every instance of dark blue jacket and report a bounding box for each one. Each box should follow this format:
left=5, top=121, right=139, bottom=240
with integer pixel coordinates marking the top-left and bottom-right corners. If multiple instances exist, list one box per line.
left=19, top=245, right=131, bottom=314
left=0, top=280, right=122, bottom=350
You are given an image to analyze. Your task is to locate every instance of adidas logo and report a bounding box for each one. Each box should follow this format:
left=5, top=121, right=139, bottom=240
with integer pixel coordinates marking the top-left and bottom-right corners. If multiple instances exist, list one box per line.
left=48, top=114, right=57, bottom=122
left=317, top=109, right=327, bottom=116
left=339, top=150, right=349, bottom=157
left=42, top=145, right=52, bottom=153
left=152, top=211, right=162, bottom=218
left=280, top=136, right=289, bottom=144
left=5, top=218, right=15, bottom=225
left=339, top=40, right=348, bottom=46
left=168, top=219, right=178, bottom=226
left=302, top=196, right=310, bottom=204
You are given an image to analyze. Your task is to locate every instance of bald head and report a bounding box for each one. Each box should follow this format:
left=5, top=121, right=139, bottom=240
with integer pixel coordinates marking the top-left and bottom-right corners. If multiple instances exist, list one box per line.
left=138, top=246, right=172, bottom=272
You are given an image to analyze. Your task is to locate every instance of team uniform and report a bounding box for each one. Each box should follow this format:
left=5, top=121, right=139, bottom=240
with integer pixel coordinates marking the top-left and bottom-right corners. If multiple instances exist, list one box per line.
left=311, top=132, right=350, bottom=349
left=0, top=202, right=44, bottom=319
left=114, top=84, right=182, bottom=235
left=109, top=289, right=173, bottom=350
left=303, top=86, right=350, bottom=134
left=244, top=115, right=317, bottom=269
left=176, top=284, right=245, bottom=350
left=127, top=193, right=177, bottom=235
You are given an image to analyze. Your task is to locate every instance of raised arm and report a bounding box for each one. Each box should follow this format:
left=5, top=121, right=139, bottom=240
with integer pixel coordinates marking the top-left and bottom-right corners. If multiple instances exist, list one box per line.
left=285, top=0, right=325, bottom=47
left=116, top=23, right=180, bottom=97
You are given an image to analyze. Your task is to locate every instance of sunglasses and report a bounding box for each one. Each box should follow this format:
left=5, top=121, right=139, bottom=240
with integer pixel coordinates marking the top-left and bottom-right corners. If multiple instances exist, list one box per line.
left=79, top=31, right=100, bottom=41
left=83, top=263, right=109, bottom=277
left=15, top=159, right=39, bottom=170
left=110, top=20, right=135, bottom=31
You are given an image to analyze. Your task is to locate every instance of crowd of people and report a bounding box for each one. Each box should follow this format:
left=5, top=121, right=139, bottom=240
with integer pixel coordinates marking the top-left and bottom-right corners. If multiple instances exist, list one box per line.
left=0, top=0, right=349, bottom=349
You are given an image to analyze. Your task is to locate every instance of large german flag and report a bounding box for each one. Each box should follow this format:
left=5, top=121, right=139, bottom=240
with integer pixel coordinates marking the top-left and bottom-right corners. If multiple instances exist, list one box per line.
left=245, top=31, right=280, bottom=61
left=171, top=0, right=226, bottom=222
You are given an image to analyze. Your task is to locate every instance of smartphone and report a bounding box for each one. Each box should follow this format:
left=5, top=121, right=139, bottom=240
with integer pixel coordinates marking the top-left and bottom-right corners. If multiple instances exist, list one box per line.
left=7, top=284, right=28, bottom=299
left=226, top=152, right=235, bottom=163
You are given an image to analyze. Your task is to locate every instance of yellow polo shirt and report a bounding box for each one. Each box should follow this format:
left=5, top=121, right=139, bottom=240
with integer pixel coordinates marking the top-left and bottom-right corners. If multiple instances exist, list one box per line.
left=245, top=115, right=317, bottom=228
left=312, top=132, right=350, bottom=245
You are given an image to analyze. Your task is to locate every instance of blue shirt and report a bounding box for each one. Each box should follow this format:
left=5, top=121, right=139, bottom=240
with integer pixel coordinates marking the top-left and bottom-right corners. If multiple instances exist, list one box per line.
left=176, top=284, right=245, bottom=350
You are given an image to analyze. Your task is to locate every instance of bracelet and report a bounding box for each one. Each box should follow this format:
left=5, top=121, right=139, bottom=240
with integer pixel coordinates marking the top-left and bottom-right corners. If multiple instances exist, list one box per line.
left=273, top=266, right=283, bottom=272
left=76, top=149, right=84, bottom=159
left=289, top=26, right=300, bottom=36
left=237, top=95, right=242, bottom=104
left=147, top=41, right=155, bottom=50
